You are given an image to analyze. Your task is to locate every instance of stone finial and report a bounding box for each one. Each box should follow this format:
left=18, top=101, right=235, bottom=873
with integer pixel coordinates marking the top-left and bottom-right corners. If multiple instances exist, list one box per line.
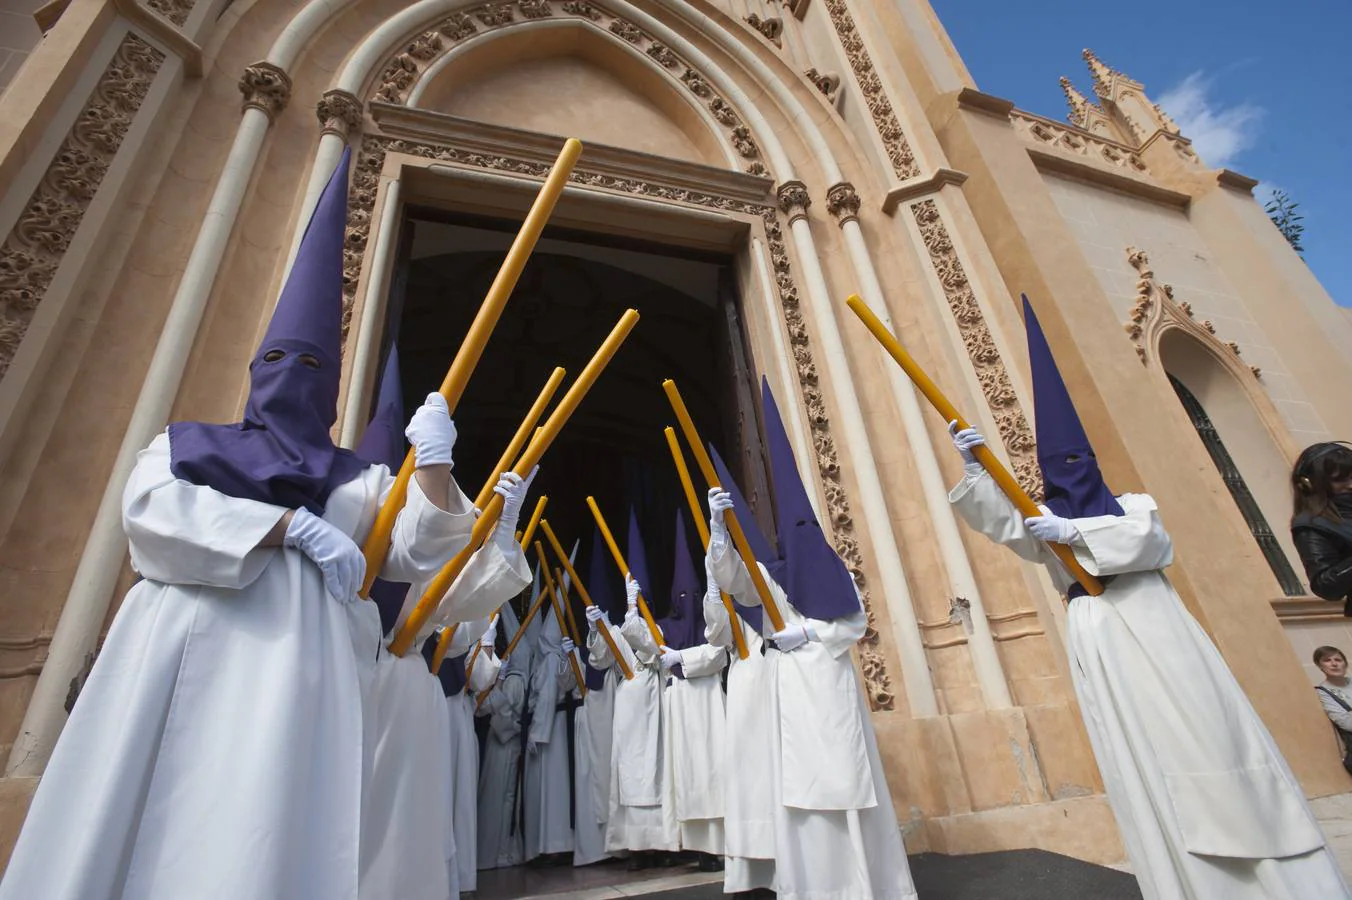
left=777, top=181, right=811, bottom=224
left=1059, top=76, right=1092, bottom=128
left=240, top=62, right=292, bottom=120
left=1082, top=48, right=1116, bottom=98
left=826, top=182, right=861, bottom=225
left=316, top=90, right=363, bottom=139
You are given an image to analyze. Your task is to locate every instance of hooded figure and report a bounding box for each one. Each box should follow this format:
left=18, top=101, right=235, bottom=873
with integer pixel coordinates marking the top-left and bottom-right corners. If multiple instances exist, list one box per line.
left=947, top=294, right=1342, bottom=900
left=707, top=381, right=916, bottom=900
left=575, top=527, right=621, bottom=864
left=0, top=150, right=477, bottom=900
left=477, top=588, right=535, bottom=871
left=656, top=510, right=728, bottom=861
left=524, top=605, right=579, bottom=862
left=709, top=444, right=774, bottom=632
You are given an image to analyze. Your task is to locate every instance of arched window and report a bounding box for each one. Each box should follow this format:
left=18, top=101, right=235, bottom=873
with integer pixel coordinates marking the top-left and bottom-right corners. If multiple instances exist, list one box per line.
left=1169, top=375, right=1304, bottom=596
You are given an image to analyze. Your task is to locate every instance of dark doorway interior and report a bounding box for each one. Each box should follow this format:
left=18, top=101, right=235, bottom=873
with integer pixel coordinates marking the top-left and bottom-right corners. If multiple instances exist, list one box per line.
left=377, top=209, right=773, bottom=618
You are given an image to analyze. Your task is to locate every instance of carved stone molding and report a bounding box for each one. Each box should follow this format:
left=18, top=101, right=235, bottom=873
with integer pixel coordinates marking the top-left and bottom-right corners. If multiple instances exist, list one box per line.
left=1124, top=246, right=1260, bottom=378
left=317, top=89, right=363, bottom=139
left=0, top=34, right=165, bottom=381
left=1011, top=111, right=1149, bottom=174
left=347, top=135, right=893, bottom=709
left=909, top=199, right=1042, bottom=497
left=804, top=67, right=840, bottom=105
left=144, top=0, right=194, bottom=26
left=366, top=0, right=773, bottom=177
left=820, top=0, right=920, bottom=180
left=744, top=13, right=782, bottom=47
left=825, top=182, right=860, bottom=225
left=776, top=180, right=810, bottom=224
left=239, top=61, right=292, bottom=121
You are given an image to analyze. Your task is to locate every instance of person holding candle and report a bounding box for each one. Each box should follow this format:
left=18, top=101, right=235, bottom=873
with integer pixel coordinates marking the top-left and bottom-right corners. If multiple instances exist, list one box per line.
left=478, top=597, right=536, bottom=871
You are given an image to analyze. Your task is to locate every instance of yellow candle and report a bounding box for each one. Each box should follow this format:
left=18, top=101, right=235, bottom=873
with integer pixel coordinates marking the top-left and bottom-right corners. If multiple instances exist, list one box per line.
left=518, top=495, right=548, bottom=550
left=540, top=519, right=633, bottom=680
left=539, top=546, right=587, bottom=696
left=585, top=496, right=666, bottom=649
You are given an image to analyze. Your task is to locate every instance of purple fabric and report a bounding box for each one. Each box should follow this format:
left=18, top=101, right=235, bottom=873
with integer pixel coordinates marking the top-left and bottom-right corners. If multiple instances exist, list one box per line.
left=422, top=634, right=468, bottom=696
left=625, top=507, right=654, bottom=605
left=355, top=342, right=410, bottom=636
left=762, top=377, right=860, bottom=621
left=587, top=526, right=625, bottom=625
left=656, top=509, right=706, bottom=651
left=708, top=444, right=769, bottom=632
left=169, top=147, right=364, bottom=515
left=1023, top=294, right=1124, bottom=520
left=579, top=644, right=607, bottom=691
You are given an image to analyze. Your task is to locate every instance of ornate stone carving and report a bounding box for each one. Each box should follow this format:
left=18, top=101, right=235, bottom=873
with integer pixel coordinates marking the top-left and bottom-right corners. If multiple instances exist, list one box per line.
left=820, top=0, right=919, bottom=179
left=239, top=61, right=291, bottom=120
left=825, top=182, right=860, bottom=225
left=365, top=2, right=770, bottom=177
left=145, top=0, right=195, bottom=26
left=910, top=199, right=1042, bottom=498
left=744, top=13, right=782, bottom=46
left=776, top=181, right=810, bottom=224
left=1011, top=111, right=1149, bottom=174
left=317, top=89, right=363, bottom=139
left=1124, top=246, right=1259, bottom=377
left=0, top=34, right=165, bottom=381
left=804, top=67, right=840, bottom=104
left=346, top=136, right=891, bottom=707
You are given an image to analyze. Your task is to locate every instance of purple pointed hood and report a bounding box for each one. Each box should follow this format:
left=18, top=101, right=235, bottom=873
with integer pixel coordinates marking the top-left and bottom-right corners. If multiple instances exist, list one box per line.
left=169, top=147, right=365, bottom=514
left=709, top=444, right=772, bottom=631
left=583, top=526, right=621, bottom=691
left=657, top=509, right=706, bottom=651
left=762, top=377, right=860, bottom=620
left=626, top=507, right=655, bottom=606
left=1023, top=294, right=1123, bottom=520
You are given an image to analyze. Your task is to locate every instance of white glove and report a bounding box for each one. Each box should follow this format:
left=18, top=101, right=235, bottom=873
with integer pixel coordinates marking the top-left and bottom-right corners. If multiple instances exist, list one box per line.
left=1025, top=509, right=1079, bottom=545
left=285, top=507, right=365, bottom=603
left=708, top=487, right=733, bottom=541
left=624, top=574, right=641, bottom=622
left=405, top=393, right=457, bottom=469
left=491, top=467, right=538, bottom=550
left=948, top=420, right=986, bottom=472
left=659, top=646, right=682, bottom=670
left=480, top=623, right=496, bottom=649
left=771, top=623, right=817, bottom=653
left=561, top=637, right=575, bottom=655
left=586, top=604, right=605, bottom=630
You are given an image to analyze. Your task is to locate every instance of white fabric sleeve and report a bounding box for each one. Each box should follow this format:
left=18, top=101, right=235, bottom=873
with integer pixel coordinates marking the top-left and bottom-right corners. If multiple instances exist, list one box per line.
left=123, top=433, right=288, bottom=589
left=1319, top=688, right=1352, bottom=732
left=430, top=541, right=531, bottom=628
left=467, top=650, right=500, bottom=693
left=678, top=643, right=728, bottom=678
left=809, top=611, right=868, bottom=660
left=708, top=536, right=756, bottom=600
left=1071, top=496, right=1174, bottom=576
left=949, top=470, right=1049, bottom=564
left=702, top=591, right=733, bottom=649
left=587, top=619, right=636, bottom=673
left=380, top=471, right=476, bottom=585
left=620, top=613, right=659, bottom=660
left=445, top=617, right=488, bottom=657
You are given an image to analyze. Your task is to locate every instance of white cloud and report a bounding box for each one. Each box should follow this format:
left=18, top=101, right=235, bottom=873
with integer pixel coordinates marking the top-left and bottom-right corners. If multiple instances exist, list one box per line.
left=1156, top=72, right=1262, bottom=169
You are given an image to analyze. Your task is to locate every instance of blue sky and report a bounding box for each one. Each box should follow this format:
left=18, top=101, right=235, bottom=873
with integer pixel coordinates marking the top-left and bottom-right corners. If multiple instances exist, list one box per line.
left=931, top=0, right=1351, bottom=306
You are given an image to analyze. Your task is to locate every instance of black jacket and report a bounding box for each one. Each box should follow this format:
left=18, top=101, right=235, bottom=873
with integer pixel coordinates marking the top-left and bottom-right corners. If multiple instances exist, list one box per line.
left=1292, top=515, right=1352, bottom=614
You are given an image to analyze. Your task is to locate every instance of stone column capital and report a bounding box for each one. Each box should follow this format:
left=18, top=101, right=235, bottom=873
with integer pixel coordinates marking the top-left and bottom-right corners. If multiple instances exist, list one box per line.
left=826, top=182, right=861, bottom=226
left=317, top=89, right=363, bottom=139
left=776, top=180, right=811, bottom=224
left=239, top=62, right=292, bottom=121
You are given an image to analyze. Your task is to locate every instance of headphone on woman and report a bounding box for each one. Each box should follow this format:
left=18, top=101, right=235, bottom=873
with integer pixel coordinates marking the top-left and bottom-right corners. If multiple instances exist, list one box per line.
left=1296, top=441, right=1352, bottom=494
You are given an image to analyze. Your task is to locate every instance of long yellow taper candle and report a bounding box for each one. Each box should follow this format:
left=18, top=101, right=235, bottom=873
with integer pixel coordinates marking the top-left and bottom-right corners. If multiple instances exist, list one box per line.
left=664, top=427, right=749, bottom=660
left=539, top=546, right=587, bottom=696
left=540, top=519, right=633, bottom=679
left=389, top=310, right=641, bottom=656
left=360, top=140, right=583, bottom=596
left=662, top=380, right=787, bottom=631
left=844, top=294, right=1103, bottom=596
left=585, top=496, right=665, bottom=650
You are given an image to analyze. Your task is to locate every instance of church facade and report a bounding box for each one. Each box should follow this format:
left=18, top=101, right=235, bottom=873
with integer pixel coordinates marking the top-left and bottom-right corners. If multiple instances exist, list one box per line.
left=0, top=0, right=1349, bottom=868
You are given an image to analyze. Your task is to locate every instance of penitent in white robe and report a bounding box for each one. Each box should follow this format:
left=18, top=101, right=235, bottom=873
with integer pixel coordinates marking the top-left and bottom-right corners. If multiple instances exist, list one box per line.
left=662, top=610, right=729, bottom=855
left=0, top=432, right=473, bottom=900
left=360, top=540, right=529, bottom=900
left=711, top=538, right=917, bottom=900
left=524, top=614, right=578, bottom=861
left=703, top=590, right=775, bottom=892
left=477, top=663, right=530, bottom=869
left=951, top=472, right=1348, bottom=900
left=586, top=617, right=679, bottom=854
left=573, top=665, right=612, bottom=867
left=445, top=625, right=502, bottom=895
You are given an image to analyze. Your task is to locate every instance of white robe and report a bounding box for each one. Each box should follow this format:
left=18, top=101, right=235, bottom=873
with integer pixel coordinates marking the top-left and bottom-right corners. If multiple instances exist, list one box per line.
left=359, top=540, right=529, bottom=900
left=477, top=667, right=529, bottom=869
left=586, top=617, right=679, bottom=853
left=0, top=432, right=472, bottom=900
left=703, top=594, right=775, bottom=891
left=524, top=638, right=577, bottom=859
left=446, top=636, right=501, bottom=894
left=573, top=667, right=612, bottom=867
left=951, top=472, right=1347, bottom=900
left=662, top=631, right=729, bottom=855
left=711, top=537, right=917, bottom=900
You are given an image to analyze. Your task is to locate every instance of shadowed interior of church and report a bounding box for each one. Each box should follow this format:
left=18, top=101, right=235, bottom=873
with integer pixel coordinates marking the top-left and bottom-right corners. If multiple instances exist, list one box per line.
left=387, top=212, right=775, bottom=621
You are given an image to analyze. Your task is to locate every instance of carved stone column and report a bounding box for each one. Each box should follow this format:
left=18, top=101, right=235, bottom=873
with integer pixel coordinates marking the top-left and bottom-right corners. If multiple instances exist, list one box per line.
left=776, top=180, right=811, bottom=225
left=825, top=182, right=861, bottom=226
left=316, top=89, right=363, bottom=139
left=239, top=62, right=292, bottom=121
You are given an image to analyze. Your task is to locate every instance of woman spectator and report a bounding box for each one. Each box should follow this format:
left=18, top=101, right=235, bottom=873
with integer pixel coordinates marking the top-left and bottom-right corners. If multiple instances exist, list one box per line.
left=1290, top=441, right=1352, bottom=613
left=1313, top=646, right=1352, bottom=774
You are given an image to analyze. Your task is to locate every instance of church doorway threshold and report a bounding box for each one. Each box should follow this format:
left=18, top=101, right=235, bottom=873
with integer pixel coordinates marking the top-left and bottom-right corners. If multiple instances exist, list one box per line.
left=476, top=858, right=722, bottom=899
